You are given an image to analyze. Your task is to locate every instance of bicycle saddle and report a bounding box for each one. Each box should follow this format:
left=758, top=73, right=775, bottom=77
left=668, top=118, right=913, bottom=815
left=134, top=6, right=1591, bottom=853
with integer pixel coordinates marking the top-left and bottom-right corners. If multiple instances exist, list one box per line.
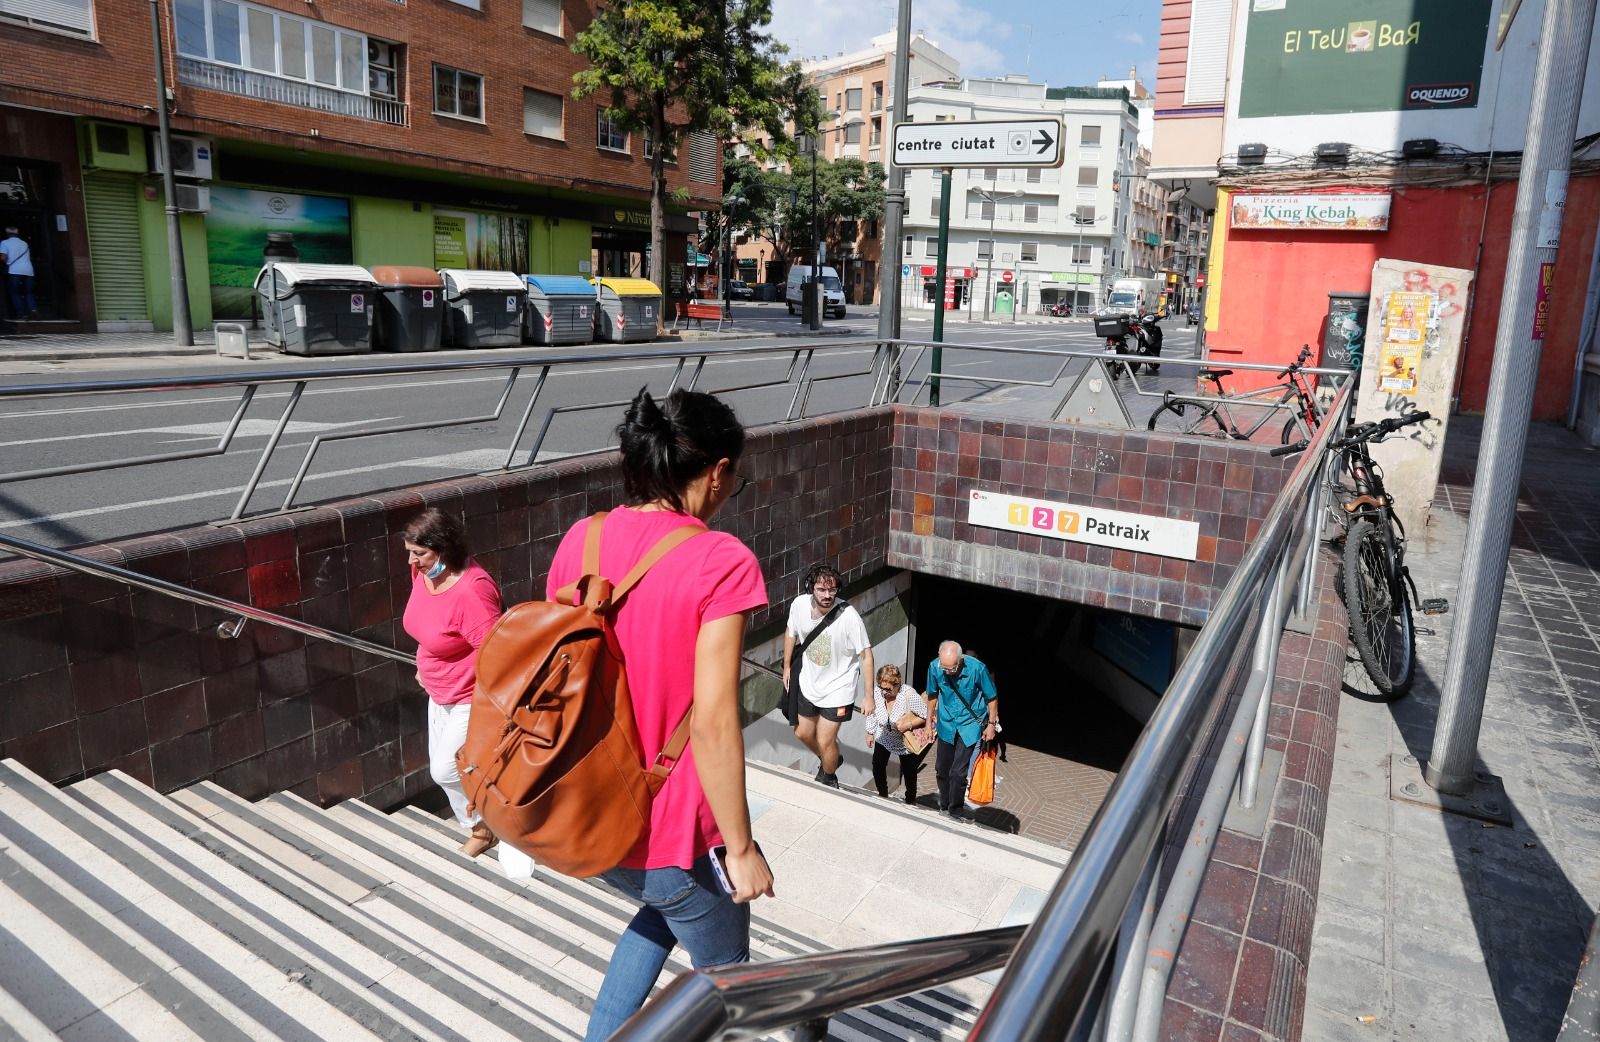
left=1200, top=368, right=1233, bottom=379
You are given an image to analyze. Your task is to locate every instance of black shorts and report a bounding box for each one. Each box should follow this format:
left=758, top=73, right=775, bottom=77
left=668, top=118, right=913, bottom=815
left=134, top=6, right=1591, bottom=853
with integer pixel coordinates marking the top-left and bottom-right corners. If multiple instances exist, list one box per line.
left=797, top=699, right=855, bottom=722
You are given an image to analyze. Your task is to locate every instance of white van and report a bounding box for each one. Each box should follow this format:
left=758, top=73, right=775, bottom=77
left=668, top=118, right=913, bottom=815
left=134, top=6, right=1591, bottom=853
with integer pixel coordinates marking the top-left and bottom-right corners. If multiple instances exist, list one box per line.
left=785, top=265, right=846, bottom=319
left=1102, top=277, right=1167, bottom=319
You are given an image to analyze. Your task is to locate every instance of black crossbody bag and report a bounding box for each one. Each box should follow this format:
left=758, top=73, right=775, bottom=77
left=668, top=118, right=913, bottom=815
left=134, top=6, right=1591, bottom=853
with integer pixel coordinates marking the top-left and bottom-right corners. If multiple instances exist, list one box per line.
left=780, top=600, right=847, bottom=726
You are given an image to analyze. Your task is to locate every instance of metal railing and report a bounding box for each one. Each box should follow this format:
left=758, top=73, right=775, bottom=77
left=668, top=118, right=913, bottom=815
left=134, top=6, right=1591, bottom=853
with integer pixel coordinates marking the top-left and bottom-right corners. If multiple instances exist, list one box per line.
left=179, top=57, right=409, bottom=126
left=0, top=338, right=1344, bottom=531
left=0, top=530, right=412, bottom=665
left=612, top=387, right=1354, bottom=1040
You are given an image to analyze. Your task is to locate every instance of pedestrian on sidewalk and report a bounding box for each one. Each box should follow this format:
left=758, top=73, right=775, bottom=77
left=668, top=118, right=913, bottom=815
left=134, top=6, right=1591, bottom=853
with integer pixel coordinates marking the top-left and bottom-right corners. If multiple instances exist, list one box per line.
left=924, top=641, right=1000, bottom=821
left=865, top=664, right=929, bottom=804
left=1, top=227, right=38, bottom=319
left=783, top=564, right=874, bottom=789
left=545, top=387, right=774, bottom=1042
left=400, top=508, right=504, bottom=857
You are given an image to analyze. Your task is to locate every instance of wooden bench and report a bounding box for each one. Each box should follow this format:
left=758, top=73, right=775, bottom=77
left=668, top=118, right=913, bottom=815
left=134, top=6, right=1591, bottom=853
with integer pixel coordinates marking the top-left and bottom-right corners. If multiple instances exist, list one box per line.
left=674, top=299, right=727, bottom=332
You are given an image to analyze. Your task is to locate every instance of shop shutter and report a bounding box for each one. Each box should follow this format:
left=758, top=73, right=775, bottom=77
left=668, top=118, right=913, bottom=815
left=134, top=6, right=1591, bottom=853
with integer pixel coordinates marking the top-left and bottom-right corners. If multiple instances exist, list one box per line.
left=82, top=175, right=150, bottom=323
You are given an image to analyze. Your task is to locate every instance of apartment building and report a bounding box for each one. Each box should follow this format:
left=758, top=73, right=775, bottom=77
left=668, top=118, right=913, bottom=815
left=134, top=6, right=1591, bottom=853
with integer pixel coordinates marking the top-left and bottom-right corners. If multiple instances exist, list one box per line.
left=1, top=0, right=718, bottom=331
left=732, top=30, right=958, bottom=301
left=899, top=77, right=1141, bottom=316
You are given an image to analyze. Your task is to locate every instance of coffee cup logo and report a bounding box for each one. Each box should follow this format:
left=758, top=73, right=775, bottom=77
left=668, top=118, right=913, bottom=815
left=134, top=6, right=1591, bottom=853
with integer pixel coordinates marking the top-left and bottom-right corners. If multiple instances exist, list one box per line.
left=1346, top=20, right=1376, bottom=52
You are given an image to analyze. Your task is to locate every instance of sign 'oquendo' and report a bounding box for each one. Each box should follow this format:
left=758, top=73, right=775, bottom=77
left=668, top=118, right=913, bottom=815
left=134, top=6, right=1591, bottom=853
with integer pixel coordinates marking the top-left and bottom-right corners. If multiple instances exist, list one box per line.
left=891, top=119, right=1064, bottom=168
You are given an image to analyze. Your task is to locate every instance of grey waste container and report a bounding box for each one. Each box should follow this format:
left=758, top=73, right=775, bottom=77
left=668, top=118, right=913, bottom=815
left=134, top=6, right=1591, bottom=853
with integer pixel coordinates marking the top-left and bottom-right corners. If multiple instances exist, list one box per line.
left=524, top=275, right=598, bottom=346
left=592, top=277, right=663, bottom=342
left=371, top=266, right=445, bottom=352
left=253, top=263, right=377, bottom=355
left=439, top=269, right=527, bottom=348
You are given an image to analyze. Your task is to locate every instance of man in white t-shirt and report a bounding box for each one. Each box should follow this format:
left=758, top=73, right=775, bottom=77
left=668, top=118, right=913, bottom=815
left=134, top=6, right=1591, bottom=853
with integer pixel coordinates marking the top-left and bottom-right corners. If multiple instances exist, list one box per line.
left=783, top=564, right=874, bottom=789
left=1, top=227, right=38, bottom=319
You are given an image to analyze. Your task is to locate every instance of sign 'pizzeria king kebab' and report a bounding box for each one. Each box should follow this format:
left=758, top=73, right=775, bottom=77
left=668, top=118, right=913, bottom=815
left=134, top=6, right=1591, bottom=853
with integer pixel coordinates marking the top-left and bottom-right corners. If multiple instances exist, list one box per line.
left=967, top=490, right=1201, bottom=561
left=1230, top=192, right=1392, bottom=232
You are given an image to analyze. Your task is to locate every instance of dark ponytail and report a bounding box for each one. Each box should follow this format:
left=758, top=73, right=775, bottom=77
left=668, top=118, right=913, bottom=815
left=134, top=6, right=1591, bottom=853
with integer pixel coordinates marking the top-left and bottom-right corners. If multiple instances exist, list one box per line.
left=617, top=387, right=746, bottom=511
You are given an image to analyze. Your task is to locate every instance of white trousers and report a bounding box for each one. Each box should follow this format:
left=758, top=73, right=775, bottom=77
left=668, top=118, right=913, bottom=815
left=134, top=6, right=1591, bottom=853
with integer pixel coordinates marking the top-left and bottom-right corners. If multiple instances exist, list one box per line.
left=428, top=699, right=480, bottom=828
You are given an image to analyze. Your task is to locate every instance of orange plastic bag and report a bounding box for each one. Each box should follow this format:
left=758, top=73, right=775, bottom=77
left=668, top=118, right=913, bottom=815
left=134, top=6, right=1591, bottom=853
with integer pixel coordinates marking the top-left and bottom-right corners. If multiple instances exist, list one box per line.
left=967, top=743, right=998, bottom=805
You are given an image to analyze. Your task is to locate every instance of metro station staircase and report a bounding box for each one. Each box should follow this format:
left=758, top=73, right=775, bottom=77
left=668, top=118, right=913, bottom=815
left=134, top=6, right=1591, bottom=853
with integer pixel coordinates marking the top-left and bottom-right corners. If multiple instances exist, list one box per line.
left=0, top=758, right=989, bottom=1042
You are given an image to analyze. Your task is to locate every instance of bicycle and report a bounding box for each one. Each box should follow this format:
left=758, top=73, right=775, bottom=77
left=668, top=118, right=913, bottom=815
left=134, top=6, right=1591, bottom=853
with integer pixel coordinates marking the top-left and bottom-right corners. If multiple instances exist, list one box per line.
left=1277, top=409, right=1448, bottom=698
left=1146, top=344, right=1324, bottom=443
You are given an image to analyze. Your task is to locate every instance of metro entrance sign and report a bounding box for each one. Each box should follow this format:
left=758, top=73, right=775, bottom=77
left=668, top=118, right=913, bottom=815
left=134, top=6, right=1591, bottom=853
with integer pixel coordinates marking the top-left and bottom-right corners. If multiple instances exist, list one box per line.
left=891, top=119, right=1064, bottom=169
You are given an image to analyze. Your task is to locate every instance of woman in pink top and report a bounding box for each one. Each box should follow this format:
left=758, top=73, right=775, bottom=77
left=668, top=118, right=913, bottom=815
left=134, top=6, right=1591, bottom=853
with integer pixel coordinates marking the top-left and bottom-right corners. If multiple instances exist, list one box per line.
left=400, top=508, right=503, bottom=857
left=546, top=387, right=775, bottom=1041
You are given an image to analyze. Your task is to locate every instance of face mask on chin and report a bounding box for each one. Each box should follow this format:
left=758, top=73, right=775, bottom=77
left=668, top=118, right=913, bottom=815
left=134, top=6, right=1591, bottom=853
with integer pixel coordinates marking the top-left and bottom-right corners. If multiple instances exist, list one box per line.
left=424, top=559, right=447, bottom=580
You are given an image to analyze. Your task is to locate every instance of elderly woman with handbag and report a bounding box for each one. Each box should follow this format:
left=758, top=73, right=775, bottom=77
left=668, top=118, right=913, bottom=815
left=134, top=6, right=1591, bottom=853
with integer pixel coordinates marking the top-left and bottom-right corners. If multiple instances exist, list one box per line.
left=865, top=665, right=930, bottom=804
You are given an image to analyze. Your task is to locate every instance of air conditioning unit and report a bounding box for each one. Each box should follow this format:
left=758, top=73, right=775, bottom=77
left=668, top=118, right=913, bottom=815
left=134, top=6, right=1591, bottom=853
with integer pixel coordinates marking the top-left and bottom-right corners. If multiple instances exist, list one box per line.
left=174, top=183, right=211, bottom=213
left=80, top=120, right=148, bottom=173
left=150, top=133, right=214, bottom=180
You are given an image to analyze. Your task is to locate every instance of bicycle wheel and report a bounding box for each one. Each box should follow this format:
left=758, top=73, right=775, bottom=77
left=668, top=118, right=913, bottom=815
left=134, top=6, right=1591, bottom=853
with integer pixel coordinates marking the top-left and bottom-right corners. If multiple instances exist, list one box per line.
left=1280, top=416, right=1299, bottom=444
left=1342, top=517, right=1416, bottom=697
left=1148, top=399, right=1231, bottom=437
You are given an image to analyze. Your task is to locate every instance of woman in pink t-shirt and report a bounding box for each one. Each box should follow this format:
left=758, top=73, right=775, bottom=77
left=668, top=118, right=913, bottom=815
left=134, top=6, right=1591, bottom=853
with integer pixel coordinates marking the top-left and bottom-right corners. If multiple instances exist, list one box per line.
left=546, top=387, right=775, bottom=1042
left=400, top=508, right=503, bottom=857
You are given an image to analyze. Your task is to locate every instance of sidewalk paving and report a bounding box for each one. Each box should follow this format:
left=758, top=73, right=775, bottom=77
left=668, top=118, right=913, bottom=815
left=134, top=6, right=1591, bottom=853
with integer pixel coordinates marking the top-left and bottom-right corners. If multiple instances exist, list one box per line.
left=1304, top=417, right=1600, bottom=1042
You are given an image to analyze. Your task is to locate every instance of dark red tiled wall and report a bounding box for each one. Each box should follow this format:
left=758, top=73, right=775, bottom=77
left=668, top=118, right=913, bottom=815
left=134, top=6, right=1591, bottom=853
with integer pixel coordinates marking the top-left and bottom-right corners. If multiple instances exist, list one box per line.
left=888, top=408, right=1296, bottom=626
left=1159, top=549, right=1349, bottom=1042
left=0, top=409, right=893, bottom=804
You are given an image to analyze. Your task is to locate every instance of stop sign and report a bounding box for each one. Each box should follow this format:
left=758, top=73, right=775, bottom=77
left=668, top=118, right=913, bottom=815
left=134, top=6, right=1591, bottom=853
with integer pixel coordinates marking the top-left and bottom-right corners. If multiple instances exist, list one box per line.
left=1001, top=270, right=1014, bottom=283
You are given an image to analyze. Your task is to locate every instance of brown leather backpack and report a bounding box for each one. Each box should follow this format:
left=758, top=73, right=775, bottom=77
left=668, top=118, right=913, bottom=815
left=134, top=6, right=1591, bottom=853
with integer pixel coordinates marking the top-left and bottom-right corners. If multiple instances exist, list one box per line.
left=456, top=512, right=705, bottom=878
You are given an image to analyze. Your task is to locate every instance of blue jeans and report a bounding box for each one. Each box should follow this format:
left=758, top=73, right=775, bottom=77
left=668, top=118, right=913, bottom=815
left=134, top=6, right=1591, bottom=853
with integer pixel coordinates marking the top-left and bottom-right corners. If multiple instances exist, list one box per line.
left=7, top=274, right=35, bottom=317
left=584, top=854, right=751, bottom=1041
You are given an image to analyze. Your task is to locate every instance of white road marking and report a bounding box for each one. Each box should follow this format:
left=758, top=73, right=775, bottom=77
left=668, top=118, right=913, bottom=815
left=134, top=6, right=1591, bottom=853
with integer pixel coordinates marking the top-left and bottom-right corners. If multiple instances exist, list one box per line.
left=0, top=350, right=878, bottom=422
left=0, top=416, right=400, bottom=450
left=0, top=447, right=566, bottom=531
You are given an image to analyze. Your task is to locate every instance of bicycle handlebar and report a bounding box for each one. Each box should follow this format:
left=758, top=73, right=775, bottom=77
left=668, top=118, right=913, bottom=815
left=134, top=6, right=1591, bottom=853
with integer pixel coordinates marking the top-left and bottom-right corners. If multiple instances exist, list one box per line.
left=1336, top=410, right=1434, bottom=448
left=1275, top=344, right=1315, bottom=379
left=1269, top=441, right=1308, bottom=457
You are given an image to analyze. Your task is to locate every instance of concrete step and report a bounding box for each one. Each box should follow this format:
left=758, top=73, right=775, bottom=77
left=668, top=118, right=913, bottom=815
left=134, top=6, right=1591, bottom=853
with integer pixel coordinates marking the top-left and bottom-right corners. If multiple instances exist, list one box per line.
left=63, top=769, right=571, bottom=1042
left=2, top=756, right=993, bottom=1040
left=0, top=759, right=383, bottom=1042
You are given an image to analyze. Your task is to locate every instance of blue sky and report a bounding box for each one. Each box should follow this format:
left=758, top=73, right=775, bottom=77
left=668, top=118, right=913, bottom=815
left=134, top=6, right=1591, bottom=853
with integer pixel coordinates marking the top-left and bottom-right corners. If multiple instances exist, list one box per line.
left=768, top=0, right=1162, bottom=91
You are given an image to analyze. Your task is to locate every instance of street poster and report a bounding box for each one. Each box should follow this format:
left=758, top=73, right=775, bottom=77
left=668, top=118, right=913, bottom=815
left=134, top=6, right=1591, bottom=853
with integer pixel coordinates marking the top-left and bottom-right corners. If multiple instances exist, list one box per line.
left=1239, top=0, right=1494, bottom=117
left=205, top=186, right=351, bottom=318
left=1377, top=290, right=1431, bottom=395
left=432, top=209, right=530, bottom=271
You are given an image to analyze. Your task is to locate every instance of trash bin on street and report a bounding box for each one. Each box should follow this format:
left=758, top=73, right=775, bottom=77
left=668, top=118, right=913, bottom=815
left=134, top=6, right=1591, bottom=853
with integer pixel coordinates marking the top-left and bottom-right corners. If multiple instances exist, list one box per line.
left=370, top=266, right=445, bottom=352
left=439, top=269, right=527, bottom=348
left=253, top=263, right=377, bottom=355
left=524, top=275, right=598, bottom=346
left=592, top=277, right=663, bottom=342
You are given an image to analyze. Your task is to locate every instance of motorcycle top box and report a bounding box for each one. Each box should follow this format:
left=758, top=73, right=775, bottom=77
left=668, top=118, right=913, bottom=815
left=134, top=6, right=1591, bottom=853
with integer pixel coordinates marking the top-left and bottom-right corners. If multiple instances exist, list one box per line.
left=1095, top=315, right=1132, bottom=338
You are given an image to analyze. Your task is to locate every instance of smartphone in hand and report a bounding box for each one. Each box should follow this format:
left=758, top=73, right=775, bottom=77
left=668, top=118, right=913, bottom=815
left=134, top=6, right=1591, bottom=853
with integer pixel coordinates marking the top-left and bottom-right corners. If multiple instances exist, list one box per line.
left=709, top=842, right=762, bottom=895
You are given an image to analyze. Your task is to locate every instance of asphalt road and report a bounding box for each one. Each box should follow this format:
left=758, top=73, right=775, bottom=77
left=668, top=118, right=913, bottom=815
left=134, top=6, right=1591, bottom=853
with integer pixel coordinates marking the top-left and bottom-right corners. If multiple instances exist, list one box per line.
left=0, top=311, right=1203, bottom=550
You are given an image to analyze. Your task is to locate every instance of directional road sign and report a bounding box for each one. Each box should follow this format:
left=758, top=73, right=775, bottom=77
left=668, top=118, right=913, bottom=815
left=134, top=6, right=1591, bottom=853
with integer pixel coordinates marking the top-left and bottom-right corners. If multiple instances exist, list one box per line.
left=891, top=118, right=1064, bottom=169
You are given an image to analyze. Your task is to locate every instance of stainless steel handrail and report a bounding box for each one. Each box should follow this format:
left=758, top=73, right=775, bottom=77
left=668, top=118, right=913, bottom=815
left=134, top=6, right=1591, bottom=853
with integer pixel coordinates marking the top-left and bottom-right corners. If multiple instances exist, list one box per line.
left=0, top=531, right=413, bottom=666
left=611, top=926, right=1026, bottom=1042
left=970, top=381, right=1354, bottom=1041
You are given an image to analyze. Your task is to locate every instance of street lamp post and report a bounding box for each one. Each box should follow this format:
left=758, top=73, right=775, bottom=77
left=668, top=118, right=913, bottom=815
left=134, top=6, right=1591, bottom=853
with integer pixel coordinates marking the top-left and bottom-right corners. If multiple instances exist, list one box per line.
left=722, top=191, right=744, bottom=313
left=968, top=186, right=1023, bottom=322
left=801, top=114, right=863, bottom=332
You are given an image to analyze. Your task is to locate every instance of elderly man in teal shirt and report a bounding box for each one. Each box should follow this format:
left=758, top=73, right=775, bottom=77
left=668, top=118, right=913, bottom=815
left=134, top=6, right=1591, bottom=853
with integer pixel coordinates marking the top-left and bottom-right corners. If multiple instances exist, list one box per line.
left=924, top=640, right=999, bottom=820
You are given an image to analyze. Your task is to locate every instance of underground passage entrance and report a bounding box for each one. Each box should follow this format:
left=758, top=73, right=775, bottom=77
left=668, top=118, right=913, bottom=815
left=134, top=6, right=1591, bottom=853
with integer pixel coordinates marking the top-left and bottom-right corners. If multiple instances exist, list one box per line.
left=907, top=574, right=1197, bottom=848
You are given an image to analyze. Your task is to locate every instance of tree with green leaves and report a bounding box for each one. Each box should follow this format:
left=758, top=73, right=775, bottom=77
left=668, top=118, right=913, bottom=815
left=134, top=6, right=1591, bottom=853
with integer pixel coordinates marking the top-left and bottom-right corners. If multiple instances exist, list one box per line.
left=775, top=154, right=887, bottom=268
left=572, top=0, right=802, bottom=328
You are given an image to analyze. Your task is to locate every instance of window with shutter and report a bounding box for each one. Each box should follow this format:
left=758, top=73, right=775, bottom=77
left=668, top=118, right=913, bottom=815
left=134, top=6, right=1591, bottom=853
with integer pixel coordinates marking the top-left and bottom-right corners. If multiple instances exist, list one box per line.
left=687, top=132, right=718, bottom=183
left=1184, top=0, right=1231, bottom=105
left=1, top=0, right=94, bottom=34
left=522, top=0, right=560, bottom=34
left=523, top=88, right=562, bottom=139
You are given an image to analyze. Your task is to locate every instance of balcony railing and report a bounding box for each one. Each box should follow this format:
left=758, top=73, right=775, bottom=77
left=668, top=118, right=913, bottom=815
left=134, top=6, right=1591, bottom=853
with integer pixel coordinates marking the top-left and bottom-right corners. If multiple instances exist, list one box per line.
left=178, top=57, right=409, bottom=126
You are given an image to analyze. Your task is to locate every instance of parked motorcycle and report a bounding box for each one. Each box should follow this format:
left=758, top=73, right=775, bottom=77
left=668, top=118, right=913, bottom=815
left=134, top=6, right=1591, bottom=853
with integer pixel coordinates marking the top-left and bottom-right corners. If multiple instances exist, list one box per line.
left=1094, top=311, right=1163, bottom=378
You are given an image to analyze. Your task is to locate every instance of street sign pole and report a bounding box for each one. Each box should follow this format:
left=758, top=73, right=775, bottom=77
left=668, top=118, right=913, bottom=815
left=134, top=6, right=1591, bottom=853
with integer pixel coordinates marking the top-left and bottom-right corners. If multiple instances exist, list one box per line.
left=930, top=168, right=952, bottom=406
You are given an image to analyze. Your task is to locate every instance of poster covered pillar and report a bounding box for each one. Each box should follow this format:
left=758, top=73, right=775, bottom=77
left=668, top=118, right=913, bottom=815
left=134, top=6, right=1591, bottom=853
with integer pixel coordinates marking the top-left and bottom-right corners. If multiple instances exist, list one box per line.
left=1354, top=258, right=1476, bottom=536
